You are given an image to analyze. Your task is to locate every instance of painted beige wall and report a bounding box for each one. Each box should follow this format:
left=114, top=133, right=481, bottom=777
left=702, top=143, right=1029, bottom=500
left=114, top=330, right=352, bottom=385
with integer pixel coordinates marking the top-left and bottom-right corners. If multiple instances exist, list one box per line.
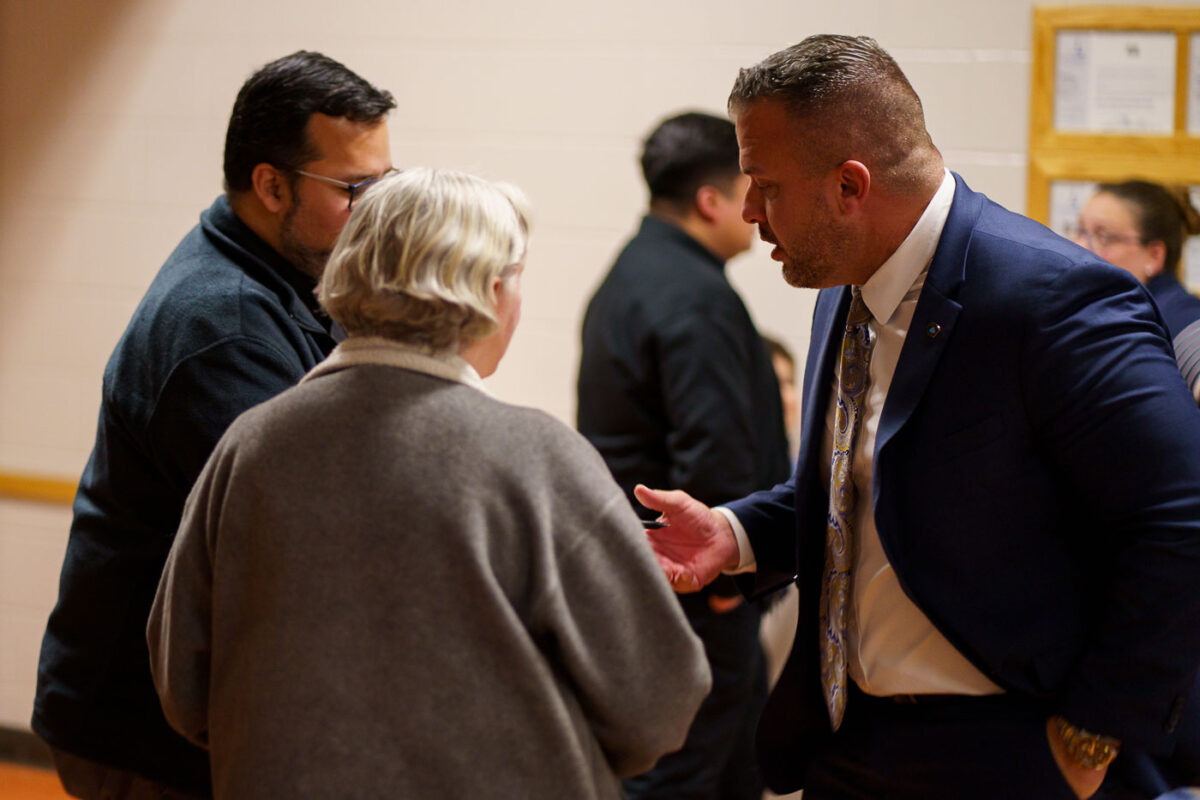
left=0, top=0, right=1152, bottom=730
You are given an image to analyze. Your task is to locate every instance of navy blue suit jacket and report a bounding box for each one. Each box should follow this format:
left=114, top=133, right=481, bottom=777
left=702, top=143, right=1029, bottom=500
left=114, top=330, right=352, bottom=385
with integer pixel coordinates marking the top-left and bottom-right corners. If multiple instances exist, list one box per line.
left=728, top=176, right=1200, bottom=791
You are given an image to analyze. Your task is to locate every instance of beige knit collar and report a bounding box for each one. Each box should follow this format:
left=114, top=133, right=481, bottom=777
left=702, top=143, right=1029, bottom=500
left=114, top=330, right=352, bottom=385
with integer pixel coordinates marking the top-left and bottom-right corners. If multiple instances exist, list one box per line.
left=301, top=336, right=490, bottom=395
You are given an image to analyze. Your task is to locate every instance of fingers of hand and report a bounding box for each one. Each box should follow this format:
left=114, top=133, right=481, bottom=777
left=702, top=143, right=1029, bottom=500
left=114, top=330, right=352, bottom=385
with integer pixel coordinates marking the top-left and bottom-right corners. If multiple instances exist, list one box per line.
left=633, top=484, right=664, bottom=513
left=635, top=484, right=697, bottom=518
left=669, top=569, right=700, bottom=593
left=652, top=553, right=699, bottom=593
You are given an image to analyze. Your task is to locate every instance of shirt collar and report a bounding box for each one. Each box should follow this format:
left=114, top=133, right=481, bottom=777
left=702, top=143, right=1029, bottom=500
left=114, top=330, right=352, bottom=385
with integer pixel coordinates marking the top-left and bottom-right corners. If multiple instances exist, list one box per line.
left=301, top=336, right=490, bottom=394
left=860, top=170, right=956, bottom=324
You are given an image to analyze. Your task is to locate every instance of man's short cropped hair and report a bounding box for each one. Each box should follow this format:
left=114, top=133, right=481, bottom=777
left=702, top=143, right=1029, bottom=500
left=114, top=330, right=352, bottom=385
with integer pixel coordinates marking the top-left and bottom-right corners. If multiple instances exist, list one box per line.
left=727, top=35, right=916, bottom=116
left=728, top=35, right=935, bottom=188
left=223, top=50, right=396, bottom=193
left=318, top=168, right=531, bottom=351
left=640, top=111, right=741, bottom=208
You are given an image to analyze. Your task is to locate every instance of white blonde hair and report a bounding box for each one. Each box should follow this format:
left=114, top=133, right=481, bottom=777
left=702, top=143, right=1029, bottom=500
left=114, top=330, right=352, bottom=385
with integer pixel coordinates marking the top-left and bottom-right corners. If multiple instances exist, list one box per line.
left=318, top=167, right=531, bottom=349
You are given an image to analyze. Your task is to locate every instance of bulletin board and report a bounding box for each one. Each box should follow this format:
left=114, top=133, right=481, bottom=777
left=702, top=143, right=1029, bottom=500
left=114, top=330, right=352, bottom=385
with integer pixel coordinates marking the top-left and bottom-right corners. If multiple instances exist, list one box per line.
left=1029, top=5, right=1200, bottom=290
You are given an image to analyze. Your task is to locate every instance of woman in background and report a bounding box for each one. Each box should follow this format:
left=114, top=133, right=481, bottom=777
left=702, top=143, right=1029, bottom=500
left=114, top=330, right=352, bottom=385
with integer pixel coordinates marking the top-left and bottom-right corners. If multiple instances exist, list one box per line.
left=1075, top=180, right=1200, bottom=402
left=147, top=168, right=710, bottom=800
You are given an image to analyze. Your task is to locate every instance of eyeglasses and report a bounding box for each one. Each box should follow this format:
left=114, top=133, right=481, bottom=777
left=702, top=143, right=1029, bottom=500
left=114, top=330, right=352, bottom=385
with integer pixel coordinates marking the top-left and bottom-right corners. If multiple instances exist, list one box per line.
left=288, top=166, right=400, bottom=210
left=1064, top=224, right=1145, bottom=251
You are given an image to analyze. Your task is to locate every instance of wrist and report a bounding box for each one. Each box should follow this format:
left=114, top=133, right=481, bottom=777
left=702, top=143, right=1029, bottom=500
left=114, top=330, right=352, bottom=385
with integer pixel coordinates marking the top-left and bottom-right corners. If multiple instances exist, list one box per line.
left=712, top=506, right=754, bottom=574
left=711, top=509, right=739, bottom=570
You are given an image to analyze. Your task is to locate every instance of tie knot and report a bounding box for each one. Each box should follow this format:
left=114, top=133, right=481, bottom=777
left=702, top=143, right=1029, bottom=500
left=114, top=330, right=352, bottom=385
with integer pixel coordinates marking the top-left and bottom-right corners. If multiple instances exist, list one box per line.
left=847, top=287, right=871, bottom=328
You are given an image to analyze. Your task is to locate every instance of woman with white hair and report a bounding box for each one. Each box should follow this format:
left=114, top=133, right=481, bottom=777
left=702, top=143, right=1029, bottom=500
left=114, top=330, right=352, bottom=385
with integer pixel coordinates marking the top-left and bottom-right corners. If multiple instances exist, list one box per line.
left=146, top=168, right=711, bottom=800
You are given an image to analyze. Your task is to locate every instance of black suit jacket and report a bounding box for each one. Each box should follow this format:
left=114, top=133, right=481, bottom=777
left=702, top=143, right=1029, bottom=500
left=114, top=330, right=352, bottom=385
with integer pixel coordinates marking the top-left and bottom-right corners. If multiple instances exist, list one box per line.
left=578, top=216, right=791, bottom=602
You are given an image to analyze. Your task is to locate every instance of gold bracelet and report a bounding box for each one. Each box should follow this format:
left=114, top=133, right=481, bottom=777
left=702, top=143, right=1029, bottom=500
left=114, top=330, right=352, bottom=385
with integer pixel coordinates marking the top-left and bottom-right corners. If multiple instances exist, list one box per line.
left=1053, top=715, right=1120, bottom=769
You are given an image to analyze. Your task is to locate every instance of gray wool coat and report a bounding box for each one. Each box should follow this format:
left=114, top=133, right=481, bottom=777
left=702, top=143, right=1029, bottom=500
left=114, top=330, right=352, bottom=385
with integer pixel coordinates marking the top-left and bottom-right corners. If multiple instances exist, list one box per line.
left=148, top=338, right=711, bottom=800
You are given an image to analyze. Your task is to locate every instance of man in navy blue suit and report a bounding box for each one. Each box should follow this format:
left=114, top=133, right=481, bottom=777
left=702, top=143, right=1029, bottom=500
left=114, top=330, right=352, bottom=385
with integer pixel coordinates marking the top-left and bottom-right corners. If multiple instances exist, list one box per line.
left=637, top=35, right=1200, bottom=800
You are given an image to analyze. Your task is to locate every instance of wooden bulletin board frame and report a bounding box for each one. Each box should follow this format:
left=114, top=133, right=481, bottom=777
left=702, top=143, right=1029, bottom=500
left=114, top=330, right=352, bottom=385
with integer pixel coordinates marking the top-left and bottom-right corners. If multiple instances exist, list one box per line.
left=1028, top=5, right=1200, bottom=226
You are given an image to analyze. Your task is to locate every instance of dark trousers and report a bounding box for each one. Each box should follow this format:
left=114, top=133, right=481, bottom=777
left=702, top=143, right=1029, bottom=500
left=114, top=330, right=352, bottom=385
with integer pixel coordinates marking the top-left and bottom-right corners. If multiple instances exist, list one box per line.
left=801, top=687, right=1082, bottom=800
left=50, top=748, right=210, bottom=800
left=624, top=598, right=766, bottom=800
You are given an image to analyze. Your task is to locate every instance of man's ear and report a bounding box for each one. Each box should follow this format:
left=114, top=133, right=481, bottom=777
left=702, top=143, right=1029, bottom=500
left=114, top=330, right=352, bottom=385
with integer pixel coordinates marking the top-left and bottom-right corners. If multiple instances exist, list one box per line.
left=693, top=185, right=724, bottom=223
left=251, top=163, right=292, bottom=214
left=832, top=160, right=871, bottom=215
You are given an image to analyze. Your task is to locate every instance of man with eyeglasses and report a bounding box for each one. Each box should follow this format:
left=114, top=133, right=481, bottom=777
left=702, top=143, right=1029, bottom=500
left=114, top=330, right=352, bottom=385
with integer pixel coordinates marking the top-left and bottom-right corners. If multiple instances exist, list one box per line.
left=32, top=51, right=395, bottom=800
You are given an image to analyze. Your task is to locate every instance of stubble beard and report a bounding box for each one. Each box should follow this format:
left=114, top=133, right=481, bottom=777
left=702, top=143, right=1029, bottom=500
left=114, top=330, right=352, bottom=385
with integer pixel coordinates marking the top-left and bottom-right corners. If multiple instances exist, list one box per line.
left=279, top=203, right=331, bottom=280
left=776, top=198, right=850, bottom=289
left=776, top=228, right=845, bottom=289
left=781, top=254, right=825, bottom=289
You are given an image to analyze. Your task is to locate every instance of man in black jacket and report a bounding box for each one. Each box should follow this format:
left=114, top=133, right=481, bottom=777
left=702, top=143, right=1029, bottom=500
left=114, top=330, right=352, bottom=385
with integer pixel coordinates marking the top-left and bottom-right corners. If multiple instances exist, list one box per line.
left=32, top=51, right=395, bottom=799
left=577, top=111, right=791, bottom=800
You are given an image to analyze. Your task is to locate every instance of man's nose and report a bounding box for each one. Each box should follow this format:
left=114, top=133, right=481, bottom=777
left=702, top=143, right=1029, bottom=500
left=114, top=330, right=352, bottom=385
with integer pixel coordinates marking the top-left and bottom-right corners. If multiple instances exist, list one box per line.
left=742, top=184, right=763, bottom=223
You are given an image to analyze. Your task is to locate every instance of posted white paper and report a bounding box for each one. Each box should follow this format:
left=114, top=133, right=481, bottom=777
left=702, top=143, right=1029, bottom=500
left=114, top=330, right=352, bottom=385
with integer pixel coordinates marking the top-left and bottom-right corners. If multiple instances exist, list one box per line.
left=1055, top=30, right=1176, bottom=134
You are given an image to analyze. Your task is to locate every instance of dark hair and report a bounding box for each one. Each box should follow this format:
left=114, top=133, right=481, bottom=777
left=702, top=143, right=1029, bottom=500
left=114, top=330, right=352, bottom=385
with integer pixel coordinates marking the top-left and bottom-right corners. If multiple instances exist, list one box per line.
left=727, top=35, right=936, bottom=189
left=1097, top=180, right=1200, bottom=278
left=223, top=51, right=396, bottom=193
left=640, top=111, right=741, bottom=209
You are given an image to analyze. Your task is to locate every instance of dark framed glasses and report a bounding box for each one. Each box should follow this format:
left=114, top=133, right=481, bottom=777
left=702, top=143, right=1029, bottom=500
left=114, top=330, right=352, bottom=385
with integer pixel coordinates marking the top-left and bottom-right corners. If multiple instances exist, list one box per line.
left=288, top=166, right=400, bottom=209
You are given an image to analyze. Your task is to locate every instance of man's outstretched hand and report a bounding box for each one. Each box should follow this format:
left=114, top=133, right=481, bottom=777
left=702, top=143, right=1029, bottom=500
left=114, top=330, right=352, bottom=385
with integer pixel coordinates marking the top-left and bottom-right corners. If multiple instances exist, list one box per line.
left=634, top=484, right=741, bottom=593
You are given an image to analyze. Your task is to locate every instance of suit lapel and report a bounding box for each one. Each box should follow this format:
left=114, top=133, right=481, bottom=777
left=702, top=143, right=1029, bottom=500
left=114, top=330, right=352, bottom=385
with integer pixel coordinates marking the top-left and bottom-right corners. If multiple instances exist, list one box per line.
left=874, top=176, right=982, bottom=466
left=755, top=289, right=846, bottom=792
left=797, top=287, right=851, bottom=495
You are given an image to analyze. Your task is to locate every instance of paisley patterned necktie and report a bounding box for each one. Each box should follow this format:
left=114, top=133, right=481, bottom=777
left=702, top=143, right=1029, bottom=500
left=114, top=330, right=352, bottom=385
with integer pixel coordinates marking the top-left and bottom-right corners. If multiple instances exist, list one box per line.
left=820, top=286, right=875, bottom=730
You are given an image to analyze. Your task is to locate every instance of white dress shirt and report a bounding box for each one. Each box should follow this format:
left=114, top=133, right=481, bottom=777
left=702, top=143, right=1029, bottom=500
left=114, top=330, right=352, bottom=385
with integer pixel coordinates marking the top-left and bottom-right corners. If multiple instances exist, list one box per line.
left=722, top=171, right=1002, bottom=697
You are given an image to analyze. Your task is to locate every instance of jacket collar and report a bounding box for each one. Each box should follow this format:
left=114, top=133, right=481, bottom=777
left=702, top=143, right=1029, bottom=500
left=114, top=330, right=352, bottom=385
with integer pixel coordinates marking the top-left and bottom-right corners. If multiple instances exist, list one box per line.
left=860, top=169, right=956, bottom=326
left=873, top=173, right=983, bottom=465
left=922, top=172, right=984, bottom=300
left=200, top=195, right=340, bottom=339
left=637, top=215, right=727, bottom=272
left=301, top=336, right=490, bottom=394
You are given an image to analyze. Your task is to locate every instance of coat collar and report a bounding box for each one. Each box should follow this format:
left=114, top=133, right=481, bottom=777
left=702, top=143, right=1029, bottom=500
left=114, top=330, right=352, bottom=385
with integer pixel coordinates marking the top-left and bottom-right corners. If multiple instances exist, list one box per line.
left=860, top=170, right=956, bottom=327
left=874, top=173, right=983, bottom=462
left=301, top=336, right=490, bottom=394
left=201, top=195, right=341, bottom=340
left=636, top=215, right=727, bottom=273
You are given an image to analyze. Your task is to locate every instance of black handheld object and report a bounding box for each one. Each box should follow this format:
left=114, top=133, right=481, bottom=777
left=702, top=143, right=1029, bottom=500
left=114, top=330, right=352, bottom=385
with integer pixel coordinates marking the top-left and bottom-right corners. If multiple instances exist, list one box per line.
left=642, top=520, right=668, bottom=529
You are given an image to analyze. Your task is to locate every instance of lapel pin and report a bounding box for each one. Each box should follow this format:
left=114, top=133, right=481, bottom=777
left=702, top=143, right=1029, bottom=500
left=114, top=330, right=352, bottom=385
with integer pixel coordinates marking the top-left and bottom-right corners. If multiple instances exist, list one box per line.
left=925, top=323, right=942, bottom=339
